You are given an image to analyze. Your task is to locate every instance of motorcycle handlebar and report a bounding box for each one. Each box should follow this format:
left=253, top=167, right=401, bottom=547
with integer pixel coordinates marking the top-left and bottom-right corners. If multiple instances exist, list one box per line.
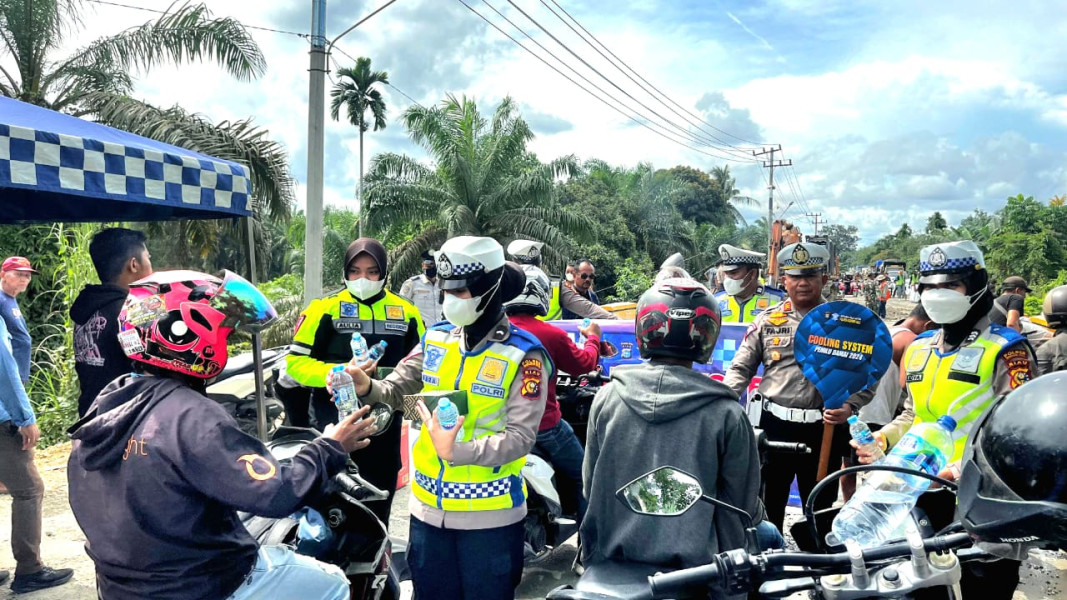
left=645, top=532, right=974, bottom=598
left=332, top=472, right=389, bottom=502
left=759, top=439, right=811, bottom=454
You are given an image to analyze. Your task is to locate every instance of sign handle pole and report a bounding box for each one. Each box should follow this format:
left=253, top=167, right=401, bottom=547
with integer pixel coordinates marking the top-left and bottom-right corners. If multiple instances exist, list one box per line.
left=816, top=423, right=834, bottom=481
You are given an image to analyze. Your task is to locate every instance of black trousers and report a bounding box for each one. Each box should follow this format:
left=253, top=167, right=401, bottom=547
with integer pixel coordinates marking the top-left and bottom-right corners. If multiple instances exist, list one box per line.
left=760, top=410, right=850, bottom=530
left=310, top=389, right=402, bottom=526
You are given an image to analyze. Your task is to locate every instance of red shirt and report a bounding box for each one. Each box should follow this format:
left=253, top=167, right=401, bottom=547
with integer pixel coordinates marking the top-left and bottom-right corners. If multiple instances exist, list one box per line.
left=509, top=314, right=600, bottom=431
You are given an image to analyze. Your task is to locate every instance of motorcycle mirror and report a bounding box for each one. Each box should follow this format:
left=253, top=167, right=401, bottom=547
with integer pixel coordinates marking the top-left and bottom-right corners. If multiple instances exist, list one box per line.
left=367, top=403, right=394, bottom=436
left=616, top=467, right=703, bottom=516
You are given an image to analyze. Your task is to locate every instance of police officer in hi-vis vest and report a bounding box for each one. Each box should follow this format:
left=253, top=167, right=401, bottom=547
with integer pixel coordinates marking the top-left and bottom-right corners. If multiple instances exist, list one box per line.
left=724, top=242, right=872, bottom=529
left=340, top=236, right=550, bottom=600
left=856, top=240, right=1036, bottom=599
left=285, top=238, right=425, bottom=525
left=713, top=244, right=785, bottom=324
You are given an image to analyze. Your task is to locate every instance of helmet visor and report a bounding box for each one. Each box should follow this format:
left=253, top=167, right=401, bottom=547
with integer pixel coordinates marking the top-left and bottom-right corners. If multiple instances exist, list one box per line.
left=211, top=270, right=278, bottom=333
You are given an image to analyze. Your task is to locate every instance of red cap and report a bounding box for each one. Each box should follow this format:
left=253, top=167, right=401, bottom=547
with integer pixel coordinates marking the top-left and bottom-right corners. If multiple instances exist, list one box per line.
left=2, top=257, right=38, bottom=274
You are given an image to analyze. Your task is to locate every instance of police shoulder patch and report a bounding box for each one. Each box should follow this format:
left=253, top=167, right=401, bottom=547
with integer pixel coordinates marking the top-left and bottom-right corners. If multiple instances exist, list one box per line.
left=339, top=302, right=358, bottom=318
left=520, top=357, right=543, bottom=400
left=385, top=305, right=405, bottom=320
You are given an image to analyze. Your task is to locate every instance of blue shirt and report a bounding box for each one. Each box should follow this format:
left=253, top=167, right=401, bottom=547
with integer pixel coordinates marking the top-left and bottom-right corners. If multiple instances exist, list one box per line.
left=0, top=292, right=30, bottom=383
left=0, top=317, right=35, bottom=426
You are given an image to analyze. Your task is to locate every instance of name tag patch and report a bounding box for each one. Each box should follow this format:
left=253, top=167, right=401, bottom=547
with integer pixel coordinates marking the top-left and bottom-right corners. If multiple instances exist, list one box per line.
left=383, top=322, right=409, bottom=332
left=471, top=383, right=505, bottom=398
left=332, top=318, right=362, bottom=332
left=422, top=374, right=440, bottom=386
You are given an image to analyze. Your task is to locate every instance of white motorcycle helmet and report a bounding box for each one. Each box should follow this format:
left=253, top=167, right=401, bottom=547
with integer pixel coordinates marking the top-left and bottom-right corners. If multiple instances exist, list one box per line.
left=504, top=265, right=552, bottom=317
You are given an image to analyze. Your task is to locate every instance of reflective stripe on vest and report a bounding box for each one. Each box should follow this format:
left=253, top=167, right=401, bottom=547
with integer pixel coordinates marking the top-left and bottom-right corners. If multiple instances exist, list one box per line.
left=411, top=326, right=537, bottom=512
left=902, top=328, right=1014, bottom=462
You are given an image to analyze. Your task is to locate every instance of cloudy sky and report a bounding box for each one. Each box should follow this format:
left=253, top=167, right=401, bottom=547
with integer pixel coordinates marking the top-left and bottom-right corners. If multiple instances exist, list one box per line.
left=60, top=0, right=1067, bottom=244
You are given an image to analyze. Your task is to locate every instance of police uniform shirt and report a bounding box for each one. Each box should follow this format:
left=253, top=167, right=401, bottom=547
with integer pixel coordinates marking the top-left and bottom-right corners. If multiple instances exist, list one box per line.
left=723, top=299, right=870, bottom=412
left=400, top=274, right=443, bottom=326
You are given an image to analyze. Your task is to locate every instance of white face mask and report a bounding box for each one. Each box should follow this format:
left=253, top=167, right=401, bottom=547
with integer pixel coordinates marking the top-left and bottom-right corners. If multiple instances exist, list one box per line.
left=442, top=294, right=483, bottom=327
left=565, top=272, right=574, bottom=283
left=722, top=272, right=751, bottom=297
left=921, top=287, right=980, bottom=324
left=346, top=278, right=386, bottom=301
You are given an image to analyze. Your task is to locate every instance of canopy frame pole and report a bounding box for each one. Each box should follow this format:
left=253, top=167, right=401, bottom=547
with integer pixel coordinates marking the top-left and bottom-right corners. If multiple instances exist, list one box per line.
left=246, top=216, right=269, bottom=441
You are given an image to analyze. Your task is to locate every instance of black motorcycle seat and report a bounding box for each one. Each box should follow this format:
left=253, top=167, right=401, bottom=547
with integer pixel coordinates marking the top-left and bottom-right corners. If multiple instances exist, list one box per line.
left=574, top=561, right=665, bottom=596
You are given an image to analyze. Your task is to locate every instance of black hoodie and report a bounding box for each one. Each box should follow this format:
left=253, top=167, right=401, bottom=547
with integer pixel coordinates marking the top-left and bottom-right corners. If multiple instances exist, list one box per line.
left=70, top=283, right=131, bottom=416
left=67, top=375, right=347, bottom=600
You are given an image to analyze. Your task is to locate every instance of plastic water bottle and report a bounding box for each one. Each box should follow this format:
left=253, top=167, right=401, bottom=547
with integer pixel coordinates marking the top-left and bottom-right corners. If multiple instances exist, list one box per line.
left=350, top=333, right=369, bottom=363
left=367, top=340, right=387, bottom=362
left=436, top=399, right=459, bottom=430
left=330, top=364, right=360, bottom=420
left=827, top=415, right=957, bottom=549
left=848, top=416, right=885, bottom=463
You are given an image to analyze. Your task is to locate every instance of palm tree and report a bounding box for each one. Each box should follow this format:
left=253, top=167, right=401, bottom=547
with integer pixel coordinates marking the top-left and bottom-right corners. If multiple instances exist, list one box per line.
left=710, top=165, right=757, bottom=225
left=363, top=95, right=591, bottom=282
left=330, top=57, right=389, bottom=236
left=1, top=1, right=294, bottom=271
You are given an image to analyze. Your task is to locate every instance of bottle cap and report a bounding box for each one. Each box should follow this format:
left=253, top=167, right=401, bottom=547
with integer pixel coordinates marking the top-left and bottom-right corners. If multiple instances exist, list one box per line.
left=847, top=415, right=859, bottom=424
left=438, top=399, right=452, bottom=410
left=380, top=340, right=388, bottom=347
left=936, top=415, right=957, bottom=432
left=331, top=365, right=345, bottom=372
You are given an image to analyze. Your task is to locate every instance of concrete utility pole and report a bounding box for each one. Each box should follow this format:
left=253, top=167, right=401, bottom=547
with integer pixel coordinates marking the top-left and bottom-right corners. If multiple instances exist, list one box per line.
left=302, top=0, right=398, bottom=304
left=752, top=145, right=791, bottom=255
left=303, top=0, right=327, bottom=304
left=807, top=212, right=823, bottom=235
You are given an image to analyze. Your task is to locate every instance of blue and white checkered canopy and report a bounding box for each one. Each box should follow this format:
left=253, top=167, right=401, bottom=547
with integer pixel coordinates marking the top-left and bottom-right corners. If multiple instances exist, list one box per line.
left=0, top=96, right=251, bottom=223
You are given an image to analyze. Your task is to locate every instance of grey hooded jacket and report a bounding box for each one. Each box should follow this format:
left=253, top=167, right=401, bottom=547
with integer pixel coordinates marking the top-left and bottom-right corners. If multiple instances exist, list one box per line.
left=579, top=362, right=764, bottom=577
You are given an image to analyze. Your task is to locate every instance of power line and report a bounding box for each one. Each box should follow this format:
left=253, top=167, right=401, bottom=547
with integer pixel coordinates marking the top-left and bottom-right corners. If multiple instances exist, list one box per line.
left=456, top=0, right=756, bottom=163
left=539, top=0, right=764, bottom=153
left=480, top=0, right=756, bottom=162
left=501, top=0, right=760, bottom=163
left=86, top=0, right=312, bottom=39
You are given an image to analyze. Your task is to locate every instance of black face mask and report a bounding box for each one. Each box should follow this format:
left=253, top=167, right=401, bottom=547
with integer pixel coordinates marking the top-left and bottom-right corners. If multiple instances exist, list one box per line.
left=425, top=268, right=437, bottom=279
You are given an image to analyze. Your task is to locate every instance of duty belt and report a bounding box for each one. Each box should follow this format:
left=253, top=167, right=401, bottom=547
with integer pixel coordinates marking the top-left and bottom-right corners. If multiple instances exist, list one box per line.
left=764, top=399, right=823, bottom=424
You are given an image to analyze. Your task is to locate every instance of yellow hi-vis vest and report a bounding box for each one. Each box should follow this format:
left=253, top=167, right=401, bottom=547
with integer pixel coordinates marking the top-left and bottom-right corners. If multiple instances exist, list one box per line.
left=412, top=323, right=547, bottom=512
left=538, top=281, right=563, bottom=321
left=901, top=325, right=1025, bottom=462
left=714, top=286, right=786, bottom=324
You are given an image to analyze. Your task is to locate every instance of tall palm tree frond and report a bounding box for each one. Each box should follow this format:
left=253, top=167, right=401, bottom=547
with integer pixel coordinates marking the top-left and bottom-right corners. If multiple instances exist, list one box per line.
left=44, top=2, right=264, bottom=111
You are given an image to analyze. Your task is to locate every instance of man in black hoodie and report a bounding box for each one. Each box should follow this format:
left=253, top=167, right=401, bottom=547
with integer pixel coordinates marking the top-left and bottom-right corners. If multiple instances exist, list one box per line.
left=68, top=270, right=377, bottom=600
left=70, top=228, right=153, bottom=417
left=580, top=276, right=770, bottom=592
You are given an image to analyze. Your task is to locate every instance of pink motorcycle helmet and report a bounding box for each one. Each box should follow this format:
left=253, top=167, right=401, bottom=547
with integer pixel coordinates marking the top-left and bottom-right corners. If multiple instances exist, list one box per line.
left=117, top=270, right=277, bottom=379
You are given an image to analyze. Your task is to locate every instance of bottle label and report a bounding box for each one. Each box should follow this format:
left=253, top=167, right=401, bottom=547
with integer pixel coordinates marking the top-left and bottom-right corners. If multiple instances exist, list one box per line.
left=892, top=434, right=945, bottom=475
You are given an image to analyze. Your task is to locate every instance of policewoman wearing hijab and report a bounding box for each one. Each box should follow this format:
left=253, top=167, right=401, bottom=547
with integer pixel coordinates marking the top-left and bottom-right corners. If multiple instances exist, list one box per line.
left=341, top=236, right=550, bottom=600
left=857, top=240, right=1036, bottom=600
left=285, top=237, right=425, bottom=524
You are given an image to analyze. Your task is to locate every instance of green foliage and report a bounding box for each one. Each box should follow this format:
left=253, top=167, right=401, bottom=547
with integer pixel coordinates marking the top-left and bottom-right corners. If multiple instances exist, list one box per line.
left=0, top=223, right=96, bottom=446
left=363, top=94, right=590, bottom=284
left=822, top=224, right=860, bottom=267
left=330, top=57, right=389, bottom=135
left=1025, top=270, right=1067, bottom=316
left=605, top=256, right=656, bottom=303
left=925, top=211, right=948, bottom=234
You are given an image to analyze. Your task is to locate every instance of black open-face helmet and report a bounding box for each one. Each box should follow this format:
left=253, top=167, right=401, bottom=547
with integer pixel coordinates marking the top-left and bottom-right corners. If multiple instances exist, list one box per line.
left=957, top=372, right=1067, bottom=559
left=1042, top=285, right=1067, bottom=329
left=635, top=277, right=721, bottom=364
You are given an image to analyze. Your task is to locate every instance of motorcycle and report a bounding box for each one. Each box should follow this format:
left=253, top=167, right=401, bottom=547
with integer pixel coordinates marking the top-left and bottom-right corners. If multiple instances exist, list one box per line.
left=547, top=462, right=987, bottom=600
left=206, top=346, right=288, bottom=438
left=523, top=370, right=608, bottom=562
left=239, top=426, right=405, bottom=600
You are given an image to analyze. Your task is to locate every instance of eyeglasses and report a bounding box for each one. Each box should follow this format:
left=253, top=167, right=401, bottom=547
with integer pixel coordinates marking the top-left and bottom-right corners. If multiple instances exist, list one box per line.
left=580, top=273, right=596, bottom=281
